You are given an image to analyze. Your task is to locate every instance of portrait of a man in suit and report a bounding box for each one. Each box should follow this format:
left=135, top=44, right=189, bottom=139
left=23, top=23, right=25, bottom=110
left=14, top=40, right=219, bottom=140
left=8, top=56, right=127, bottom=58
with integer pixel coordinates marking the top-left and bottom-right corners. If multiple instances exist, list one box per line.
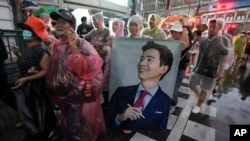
left=107, top=40, right=173, bottom=131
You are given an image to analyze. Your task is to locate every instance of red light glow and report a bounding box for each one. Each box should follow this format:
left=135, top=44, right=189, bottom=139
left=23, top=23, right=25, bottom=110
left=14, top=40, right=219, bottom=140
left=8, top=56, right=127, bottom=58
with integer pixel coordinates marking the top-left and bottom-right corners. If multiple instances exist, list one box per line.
left=212, top=4, right=230, bottom=9
left=228, top=24, right=236, bottom=29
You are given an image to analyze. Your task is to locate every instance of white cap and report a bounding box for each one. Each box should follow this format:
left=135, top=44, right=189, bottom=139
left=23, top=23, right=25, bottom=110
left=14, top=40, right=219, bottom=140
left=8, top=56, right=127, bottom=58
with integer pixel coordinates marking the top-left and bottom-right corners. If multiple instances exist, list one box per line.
left=170, top=21, right=183, bottom=32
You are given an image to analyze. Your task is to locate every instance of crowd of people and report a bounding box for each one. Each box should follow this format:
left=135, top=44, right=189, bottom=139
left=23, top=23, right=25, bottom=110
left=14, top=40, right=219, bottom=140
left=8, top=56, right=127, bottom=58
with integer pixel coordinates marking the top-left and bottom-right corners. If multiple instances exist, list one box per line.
left=1, top=6, right=250, bottom=141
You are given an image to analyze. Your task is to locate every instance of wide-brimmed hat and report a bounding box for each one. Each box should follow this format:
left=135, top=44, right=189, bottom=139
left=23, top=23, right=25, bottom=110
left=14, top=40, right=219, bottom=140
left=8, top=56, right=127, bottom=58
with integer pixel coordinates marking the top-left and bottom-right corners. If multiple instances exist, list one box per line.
left=50, top=9, right=76, bottom=28
left=17, top=16, right=48, bottom=40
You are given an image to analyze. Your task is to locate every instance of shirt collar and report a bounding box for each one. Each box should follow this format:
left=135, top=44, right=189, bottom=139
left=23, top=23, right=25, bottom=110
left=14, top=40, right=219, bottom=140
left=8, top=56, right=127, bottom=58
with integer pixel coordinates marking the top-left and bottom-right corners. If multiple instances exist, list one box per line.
left=137, top=83, right=159, bottom=96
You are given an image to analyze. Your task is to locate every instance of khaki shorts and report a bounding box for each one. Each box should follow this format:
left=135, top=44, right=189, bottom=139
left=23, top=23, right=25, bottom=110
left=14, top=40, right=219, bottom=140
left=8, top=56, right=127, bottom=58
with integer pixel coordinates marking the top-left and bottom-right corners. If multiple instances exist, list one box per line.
left=189, top=73, right=217, bottom=91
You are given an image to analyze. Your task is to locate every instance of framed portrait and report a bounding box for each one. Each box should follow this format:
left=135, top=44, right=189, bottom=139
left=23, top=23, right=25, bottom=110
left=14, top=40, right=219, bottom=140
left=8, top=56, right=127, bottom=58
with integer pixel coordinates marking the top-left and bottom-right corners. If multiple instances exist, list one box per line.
left=109, top=38, right=181, bottom=99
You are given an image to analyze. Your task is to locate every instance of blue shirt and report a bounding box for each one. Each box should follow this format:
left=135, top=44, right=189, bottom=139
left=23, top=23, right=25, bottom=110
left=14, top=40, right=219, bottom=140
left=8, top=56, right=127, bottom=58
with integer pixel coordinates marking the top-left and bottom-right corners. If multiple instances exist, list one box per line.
left=135, top=84, right=159, bottom=110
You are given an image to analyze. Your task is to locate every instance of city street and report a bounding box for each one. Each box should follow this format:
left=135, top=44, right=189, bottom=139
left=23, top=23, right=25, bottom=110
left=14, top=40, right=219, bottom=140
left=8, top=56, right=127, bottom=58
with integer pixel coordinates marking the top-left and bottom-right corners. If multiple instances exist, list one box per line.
left=1, top=0, right=250, bottom=141
left=1, top=59, right=250, bottom=141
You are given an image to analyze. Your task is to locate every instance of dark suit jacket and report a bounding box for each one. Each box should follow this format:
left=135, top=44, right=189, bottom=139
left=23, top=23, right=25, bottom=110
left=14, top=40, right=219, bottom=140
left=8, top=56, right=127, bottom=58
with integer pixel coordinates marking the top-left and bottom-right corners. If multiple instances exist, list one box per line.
left=107, top=85, right=171, bottom=131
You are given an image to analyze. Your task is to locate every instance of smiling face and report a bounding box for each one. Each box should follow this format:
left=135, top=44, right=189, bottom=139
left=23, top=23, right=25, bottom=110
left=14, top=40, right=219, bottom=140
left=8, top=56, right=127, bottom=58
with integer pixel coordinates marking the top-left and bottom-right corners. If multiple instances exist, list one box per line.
left=112, top=21, right=119, bottom=32
left=39, top=14, right=50, bottom=24
left=55, top=18, right=73, bottom=39
left=129, top=21, right=138, bottom=37
left=137, top=48, right=168, bottom=81
left=170, top=30, right=182, bottom=40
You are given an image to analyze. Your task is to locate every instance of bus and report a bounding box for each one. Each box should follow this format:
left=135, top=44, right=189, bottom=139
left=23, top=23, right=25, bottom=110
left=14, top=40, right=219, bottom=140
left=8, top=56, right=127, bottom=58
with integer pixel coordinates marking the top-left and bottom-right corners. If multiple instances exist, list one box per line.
left=199, top=0, right=250, bottom=35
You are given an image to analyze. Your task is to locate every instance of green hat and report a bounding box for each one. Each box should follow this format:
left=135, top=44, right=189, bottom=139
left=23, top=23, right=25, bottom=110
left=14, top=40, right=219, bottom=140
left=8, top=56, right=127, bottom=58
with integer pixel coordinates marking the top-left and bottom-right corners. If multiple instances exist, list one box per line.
left=33, top=6, right=59, bottom=16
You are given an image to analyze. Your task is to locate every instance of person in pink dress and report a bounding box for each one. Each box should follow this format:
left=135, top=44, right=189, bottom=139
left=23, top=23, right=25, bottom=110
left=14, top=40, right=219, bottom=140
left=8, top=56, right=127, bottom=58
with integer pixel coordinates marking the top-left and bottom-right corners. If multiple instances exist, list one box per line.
left=46, top=9, right=105, bottom=141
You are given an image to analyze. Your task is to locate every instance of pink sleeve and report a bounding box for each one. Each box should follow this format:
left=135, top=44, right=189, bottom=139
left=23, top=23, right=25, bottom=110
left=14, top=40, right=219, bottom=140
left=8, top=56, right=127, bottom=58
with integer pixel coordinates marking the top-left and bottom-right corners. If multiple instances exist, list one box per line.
left=64, top=39, right=103, bottom=81
left=64, top=39, right=106, bottom=139
left=65, top=53, right=89, bottom=78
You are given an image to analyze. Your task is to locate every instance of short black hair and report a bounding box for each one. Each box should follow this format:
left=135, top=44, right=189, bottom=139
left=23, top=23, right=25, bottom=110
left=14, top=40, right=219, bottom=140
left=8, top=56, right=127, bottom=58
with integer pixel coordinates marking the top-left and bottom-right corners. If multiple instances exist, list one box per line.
left=81, top=16, right=87, bottom=21
left=141, top=40, right=173, bottom=80
left=209, top=19, right=216, bottom=24
left=194, top=30, right=202, bottom=36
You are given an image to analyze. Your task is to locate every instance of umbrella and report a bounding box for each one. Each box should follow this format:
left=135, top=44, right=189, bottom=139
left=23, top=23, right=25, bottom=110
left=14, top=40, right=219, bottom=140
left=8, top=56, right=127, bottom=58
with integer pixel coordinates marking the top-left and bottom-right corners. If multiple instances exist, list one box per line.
left=22, top=0, right=38, bottom=7
left=161, top=15, right=183, bottom=29
left=164, top=15, right=183, bottom=22
left=33, top=6, right=59, bottom=16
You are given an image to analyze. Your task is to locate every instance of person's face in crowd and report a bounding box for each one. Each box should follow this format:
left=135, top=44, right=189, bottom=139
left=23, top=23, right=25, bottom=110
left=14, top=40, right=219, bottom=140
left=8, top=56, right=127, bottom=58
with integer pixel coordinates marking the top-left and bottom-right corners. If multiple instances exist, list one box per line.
left=208, top=22, right=217, bottom=38
left=137, top=48, right=167, bottom=81
left=93, top=17, right=99, bottom=28
left=93, top=17, right=103, bottom=29
left=246, top=33, right=250, bottom=39
left=82, top=19, right=87, bottom=25
left=39, top=14, right=50, bottom=24
left=112, top=21, right=119, bottom=32
left=22, top=29, right=37, bottom=44
left=54, top=18, right=73, bottom=38
left=170, top=30, right=182, bottom=40
left=51, top=21, right=56, bottom=27
left=194, top=33, right=201, bottom=42
left=149, top=15, right=155, bottom=29
left=129, top=21, right=138, bottom=37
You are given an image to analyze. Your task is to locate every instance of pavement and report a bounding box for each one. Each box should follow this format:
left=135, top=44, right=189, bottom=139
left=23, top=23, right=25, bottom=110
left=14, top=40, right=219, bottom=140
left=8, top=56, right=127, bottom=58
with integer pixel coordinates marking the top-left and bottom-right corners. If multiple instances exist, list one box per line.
left=1, top=60, right=250, bottom=141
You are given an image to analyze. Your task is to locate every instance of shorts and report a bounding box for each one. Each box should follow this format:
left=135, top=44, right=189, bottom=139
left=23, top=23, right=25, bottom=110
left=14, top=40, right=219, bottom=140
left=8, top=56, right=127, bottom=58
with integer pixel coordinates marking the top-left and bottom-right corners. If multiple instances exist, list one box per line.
left=189, top=73, right=217, bottom=91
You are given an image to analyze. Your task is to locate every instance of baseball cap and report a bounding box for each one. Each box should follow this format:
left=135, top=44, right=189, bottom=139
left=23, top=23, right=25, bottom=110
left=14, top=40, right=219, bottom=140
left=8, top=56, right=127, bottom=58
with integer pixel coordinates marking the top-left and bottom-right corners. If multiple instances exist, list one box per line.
left=50, top=9, right=76, bottom=28
left=17, top=16, right=48, bottom=40
left=170, top=21, right=183, bottom=32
